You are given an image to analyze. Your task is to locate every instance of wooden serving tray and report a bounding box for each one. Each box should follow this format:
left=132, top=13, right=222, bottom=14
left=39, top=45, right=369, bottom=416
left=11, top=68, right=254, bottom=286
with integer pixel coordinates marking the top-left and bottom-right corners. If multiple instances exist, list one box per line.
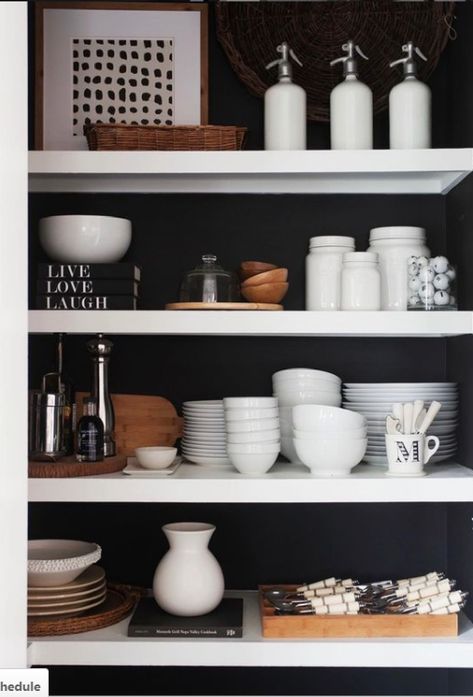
left=29, top=455, right=126, bottom=478
left=259, top=585, right=458, bottom=638
left=165, top=302, right=283, bottom=310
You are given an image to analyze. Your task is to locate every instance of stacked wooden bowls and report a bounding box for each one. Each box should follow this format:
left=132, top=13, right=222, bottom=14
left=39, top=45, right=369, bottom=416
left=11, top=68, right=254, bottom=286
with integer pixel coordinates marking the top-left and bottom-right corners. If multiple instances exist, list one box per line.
left=240, top=262, right=289, bottom=304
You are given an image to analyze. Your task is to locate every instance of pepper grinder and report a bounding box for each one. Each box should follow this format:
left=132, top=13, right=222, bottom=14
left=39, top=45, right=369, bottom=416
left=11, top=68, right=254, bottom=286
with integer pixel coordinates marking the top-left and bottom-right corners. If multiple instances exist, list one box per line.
left=87, top=334, right=115, bottom=457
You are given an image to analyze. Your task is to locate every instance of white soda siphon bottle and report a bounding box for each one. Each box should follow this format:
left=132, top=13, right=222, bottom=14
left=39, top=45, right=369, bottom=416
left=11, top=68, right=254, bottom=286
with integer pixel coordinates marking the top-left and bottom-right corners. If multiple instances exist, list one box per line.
left=330, top=41, right=373, bottom=150
left=389, top=42, right=431, bottom=149
left=264, top=42, right=306, bottom=150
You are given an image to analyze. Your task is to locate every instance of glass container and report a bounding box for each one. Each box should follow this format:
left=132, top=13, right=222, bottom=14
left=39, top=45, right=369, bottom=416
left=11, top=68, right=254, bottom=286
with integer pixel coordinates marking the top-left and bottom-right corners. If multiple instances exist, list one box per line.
left=179, top=255, right=240, bottom=303
left=407, top=256, right=457, bottom=311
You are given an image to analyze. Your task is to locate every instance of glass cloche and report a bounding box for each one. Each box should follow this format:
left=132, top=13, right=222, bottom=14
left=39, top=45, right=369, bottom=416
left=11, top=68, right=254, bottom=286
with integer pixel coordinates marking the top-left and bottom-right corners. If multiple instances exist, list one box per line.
left=179, top=254, right=240, bottom=303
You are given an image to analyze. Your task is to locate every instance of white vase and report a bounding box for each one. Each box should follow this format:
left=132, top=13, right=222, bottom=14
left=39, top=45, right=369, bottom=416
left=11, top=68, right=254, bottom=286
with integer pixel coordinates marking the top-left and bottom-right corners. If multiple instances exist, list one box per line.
left=153, top=522, right=225, bottom=616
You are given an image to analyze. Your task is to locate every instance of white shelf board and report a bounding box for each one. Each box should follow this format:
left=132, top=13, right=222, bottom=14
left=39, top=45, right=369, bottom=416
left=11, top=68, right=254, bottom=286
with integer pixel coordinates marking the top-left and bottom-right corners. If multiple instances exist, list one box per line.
left=28, top=462, right=473, bottom=503
left=28, top=149, right=473, bottom=195
left=28, top=592, right=473, bottom=669
left=28, top=310, right=473, bottom=337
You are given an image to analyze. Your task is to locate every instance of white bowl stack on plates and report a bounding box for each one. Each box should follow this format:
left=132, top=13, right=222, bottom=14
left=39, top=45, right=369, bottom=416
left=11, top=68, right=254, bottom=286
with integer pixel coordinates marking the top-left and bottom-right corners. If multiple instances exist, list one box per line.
left=28, top=539, right=106, bottom=617
left=272, top=369, right=342, bottom=463
left=342, top=383, right=459, bottom=465
left=181, top=400, right=230, bottom=467
left=223, top=397, right=280, bottom=474
left=292, top=405, right=367, bottom=477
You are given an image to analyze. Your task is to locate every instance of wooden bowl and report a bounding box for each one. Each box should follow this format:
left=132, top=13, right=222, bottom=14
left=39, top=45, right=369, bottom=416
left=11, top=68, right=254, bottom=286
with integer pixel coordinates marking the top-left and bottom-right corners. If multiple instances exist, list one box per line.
left=241, top=282, right=289, bottom=304
left=240, top=261, right=278, bottom=280
left=242, top=268, right=288, bottom=287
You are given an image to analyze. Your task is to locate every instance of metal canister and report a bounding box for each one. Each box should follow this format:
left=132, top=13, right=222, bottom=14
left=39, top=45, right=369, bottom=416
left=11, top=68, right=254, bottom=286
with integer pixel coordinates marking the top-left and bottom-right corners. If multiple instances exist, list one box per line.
left=28, top=373, right=66, bottom=461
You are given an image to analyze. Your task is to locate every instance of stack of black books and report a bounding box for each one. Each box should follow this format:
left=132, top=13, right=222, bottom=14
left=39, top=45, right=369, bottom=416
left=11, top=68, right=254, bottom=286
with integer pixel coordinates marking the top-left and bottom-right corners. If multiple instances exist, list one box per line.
left=36, top=263, right=141, bottom=310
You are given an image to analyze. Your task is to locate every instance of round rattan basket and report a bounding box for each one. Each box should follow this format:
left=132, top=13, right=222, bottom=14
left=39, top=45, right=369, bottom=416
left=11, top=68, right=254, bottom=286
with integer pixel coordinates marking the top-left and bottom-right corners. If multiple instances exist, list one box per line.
left=216, top=1, right=455, bottom=122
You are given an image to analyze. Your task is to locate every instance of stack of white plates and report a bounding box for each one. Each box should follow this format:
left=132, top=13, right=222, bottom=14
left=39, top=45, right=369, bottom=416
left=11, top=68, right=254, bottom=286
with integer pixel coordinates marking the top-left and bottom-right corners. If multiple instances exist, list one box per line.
left=28, top=565, right=107, bottom=617
left=181, top=400, right=230, bottom=467
left=343, top=383, right=458, bottom=465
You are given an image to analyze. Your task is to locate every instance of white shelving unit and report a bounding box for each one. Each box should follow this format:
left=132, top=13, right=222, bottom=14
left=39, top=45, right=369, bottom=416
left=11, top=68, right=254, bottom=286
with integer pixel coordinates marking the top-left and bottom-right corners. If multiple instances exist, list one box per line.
left=29, top=148, right=473, bottom=195
left=28, top=462, right=473, bottom=504
left=28, top=310, right=473, bottom=337
left=27, top=592, right=473, bottom=669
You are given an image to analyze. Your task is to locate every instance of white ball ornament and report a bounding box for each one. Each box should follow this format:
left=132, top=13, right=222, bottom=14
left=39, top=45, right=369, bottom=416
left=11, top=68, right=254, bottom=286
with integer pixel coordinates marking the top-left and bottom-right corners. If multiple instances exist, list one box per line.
left=446, top=267, right=456, bottom=281
left=434, top=290, right=450, bottom=306
left=417, top=256, right=429, bottom=268
left=407, top=255, right=419, bottom=266
left=408, top=276, right=422, bottom=292
left=419, top=283, right=435, bottom=302
left=433, top=273, right=450, bottom=290
left=408, top=262, right=418, bottom=277
left=409, top=295, right=421, bottom=307
left=419, top=266, right=435, bottom=283
left=431, top=256, right=449, bottom=274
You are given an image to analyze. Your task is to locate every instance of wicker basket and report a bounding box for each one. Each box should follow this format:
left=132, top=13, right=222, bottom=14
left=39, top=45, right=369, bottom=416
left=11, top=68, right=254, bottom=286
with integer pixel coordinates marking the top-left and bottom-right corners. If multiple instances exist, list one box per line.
left=84, top=123, right=247, bottom=151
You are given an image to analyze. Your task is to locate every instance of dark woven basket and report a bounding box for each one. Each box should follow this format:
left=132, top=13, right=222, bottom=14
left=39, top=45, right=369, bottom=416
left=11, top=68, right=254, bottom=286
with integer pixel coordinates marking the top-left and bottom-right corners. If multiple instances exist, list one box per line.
left=216, top=1, right=455, bottom=122
left=85, top=123, right=247, bottom=151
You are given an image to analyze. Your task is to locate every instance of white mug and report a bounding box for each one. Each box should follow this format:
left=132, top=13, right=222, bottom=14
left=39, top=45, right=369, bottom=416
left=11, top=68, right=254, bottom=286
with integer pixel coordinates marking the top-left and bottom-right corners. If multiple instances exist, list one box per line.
left=385, top=434, right=440, bottom=476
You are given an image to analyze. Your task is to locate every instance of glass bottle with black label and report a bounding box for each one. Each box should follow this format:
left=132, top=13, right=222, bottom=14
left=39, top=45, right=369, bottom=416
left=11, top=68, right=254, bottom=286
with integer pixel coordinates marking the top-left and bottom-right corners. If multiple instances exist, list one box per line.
left=76, top=397, right=104, bottom=463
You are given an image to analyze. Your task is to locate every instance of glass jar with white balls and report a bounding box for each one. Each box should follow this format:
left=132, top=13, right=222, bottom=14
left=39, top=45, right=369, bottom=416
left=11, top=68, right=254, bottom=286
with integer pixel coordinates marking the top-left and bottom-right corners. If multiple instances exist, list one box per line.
left=367, top=227, right=430, bottom=310
left=407, top=256, right=457, bottom=311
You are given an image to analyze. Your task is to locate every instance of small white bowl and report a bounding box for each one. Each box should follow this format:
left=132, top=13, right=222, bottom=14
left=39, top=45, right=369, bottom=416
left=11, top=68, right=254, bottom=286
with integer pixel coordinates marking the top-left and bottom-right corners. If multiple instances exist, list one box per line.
left=293, top=427, right=367, bottom=440
left=227, top=429, right=280, bottom=444
left=224, top=408, right=279, bottom=421
left=294, top=437, right=367, bottom=477
left=223, top=397, right=277, bottom=409
left=28, top=540, right=102, bottom=587
left=135, top=446, right=177, bottom=470
left=228, top=451, right=279, bottom=475
left=276, top=390, right=341, bottom=408
left=225, top=418, right=280, bottom=433
left=39, top=215, right=132, bottom=263
left=227, top=442, right=280, bottom=454
left=293, top=405, right=366, bottom=432
left=273, top=368, right=341, bottom=385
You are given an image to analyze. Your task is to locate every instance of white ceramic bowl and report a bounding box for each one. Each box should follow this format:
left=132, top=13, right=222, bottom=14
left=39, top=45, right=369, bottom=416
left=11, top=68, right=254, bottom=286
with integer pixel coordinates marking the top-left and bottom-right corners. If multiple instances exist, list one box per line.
left=293, top=427, right=367, bottom=440
left=223, top=397, right=277, bottom=409
left=228, top=451, right=279, bottom=475
left=135, top=446, right=177, bottom=470
left=276, top=390, right=342, bottom=408
left=39, top=215, right=132, bottom=263
left=293, top=405, right=366, bottom=432
left=281, top=436, right=302, bottom=464
left=224, top=408, right=279, bottom=421
left=274, top=378, right=341, bottom=393
left=28, top=540, right=102, bottom=587
left=294, top=438, right=367, bottom=477
left=225, top=418, right=280, bottom=433
left=273, top=369, right=341, bottom=385
left=226, top=442, right=280, bottom=454
left=226, top=429, right=280, bottom=444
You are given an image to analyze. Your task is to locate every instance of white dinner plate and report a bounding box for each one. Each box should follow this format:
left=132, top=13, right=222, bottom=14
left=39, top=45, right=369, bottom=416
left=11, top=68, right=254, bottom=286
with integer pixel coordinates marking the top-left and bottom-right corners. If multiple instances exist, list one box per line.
left=182, top=435, right=226, bottom=443
left=28, top=565, right=105, bottom=593
left=28, top=579, right=106, bottom=601
left=27, top=592, right=107, bottom=617
left=183, top=401, right=223, bottom=407
left=28, top=584, right=106, bottom=607
left=344, top=383, right=457, bottom=389
left=183, top=455, right=232, bottom=467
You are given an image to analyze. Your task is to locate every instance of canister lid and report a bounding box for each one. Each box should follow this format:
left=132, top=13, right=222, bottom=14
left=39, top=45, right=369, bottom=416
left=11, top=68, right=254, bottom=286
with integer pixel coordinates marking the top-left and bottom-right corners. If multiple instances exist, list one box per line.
left=309, top=236, right=355, bottom=249
left=369, top=226, right=426, bottom=242
left=343, top=252, right=378, bottom=263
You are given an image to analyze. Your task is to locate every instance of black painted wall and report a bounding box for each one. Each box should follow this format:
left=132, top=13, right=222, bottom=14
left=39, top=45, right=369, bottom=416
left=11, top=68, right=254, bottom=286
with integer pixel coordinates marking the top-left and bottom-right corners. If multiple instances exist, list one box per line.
left=28, top=1, right=473, bottom=694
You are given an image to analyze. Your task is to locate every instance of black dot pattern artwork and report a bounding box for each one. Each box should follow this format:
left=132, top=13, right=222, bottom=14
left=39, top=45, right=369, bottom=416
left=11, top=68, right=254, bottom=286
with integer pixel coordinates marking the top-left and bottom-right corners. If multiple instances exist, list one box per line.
left=72, top=38, right=174, bottom=134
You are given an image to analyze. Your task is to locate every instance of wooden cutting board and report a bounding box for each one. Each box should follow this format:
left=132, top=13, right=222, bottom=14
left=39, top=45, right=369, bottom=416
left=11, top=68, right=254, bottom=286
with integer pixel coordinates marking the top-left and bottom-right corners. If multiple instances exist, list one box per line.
left=76, top=392, right=182, bottom=456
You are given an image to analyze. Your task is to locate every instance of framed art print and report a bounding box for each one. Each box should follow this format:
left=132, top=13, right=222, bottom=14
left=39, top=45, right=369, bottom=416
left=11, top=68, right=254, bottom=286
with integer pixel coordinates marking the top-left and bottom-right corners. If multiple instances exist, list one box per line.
left=35, top=2, right=208, bottom=149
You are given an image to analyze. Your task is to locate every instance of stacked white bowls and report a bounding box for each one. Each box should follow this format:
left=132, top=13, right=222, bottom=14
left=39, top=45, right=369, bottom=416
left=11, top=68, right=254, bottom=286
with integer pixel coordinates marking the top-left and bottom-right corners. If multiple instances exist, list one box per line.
left=223, top=397, right=280, bottom=474
left=273, top=369, right=342, bottom=463
left=292, top=405, right=367, bottom=477
left=181, top=400, right=230, bottom=467
left=342, top=383, right=458, bottom=465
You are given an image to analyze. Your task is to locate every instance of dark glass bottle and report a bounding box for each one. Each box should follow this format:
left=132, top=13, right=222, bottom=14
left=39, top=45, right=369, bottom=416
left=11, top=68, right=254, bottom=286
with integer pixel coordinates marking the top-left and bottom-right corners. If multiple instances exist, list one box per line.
left=55, top=333, right=76, bottom=455
left=76, top=397, right=104, bottom=463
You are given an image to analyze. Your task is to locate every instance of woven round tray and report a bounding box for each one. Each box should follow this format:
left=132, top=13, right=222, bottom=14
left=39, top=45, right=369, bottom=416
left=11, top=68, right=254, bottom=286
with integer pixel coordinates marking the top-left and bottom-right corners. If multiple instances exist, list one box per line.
left=28, top=455, right=126, bottom=478
left=28, top=584, right=143, bottom=637
left=216, top=1, right=455, bottom=122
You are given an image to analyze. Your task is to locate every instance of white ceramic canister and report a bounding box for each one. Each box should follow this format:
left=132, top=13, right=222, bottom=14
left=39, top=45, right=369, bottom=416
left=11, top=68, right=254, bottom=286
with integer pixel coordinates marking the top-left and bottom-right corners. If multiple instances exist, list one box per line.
left=306, top=236, right=355, bottom=310
left=368, top=227, right=430, bottom=310
left=341, top=252, right=381, bottom=310
left=153, top=522, right=224, bottom=616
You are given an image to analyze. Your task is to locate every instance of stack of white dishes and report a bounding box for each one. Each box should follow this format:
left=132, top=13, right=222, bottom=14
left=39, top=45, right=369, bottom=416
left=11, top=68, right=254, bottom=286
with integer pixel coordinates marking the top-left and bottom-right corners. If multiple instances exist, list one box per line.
left=181, top=400, right=230, bottom=467
left=272, top=369, right=342, bottom=463
left=343, top=383, right=458, bottom=465
left=223, top=397, right=280, bottom=474
left=292, top=405, right=367, bottom=477
left=28, top=539, right=106, bottom=617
